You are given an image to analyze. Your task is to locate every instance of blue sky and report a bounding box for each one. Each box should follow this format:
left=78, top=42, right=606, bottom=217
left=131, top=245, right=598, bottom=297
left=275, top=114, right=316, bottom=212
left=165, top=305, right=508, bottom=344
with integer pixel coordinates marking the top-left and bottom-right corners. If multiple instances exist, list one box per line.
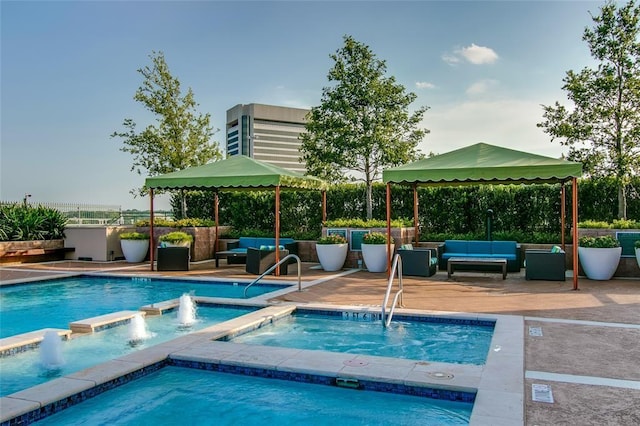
left=2, top=0, right=604, bottom=210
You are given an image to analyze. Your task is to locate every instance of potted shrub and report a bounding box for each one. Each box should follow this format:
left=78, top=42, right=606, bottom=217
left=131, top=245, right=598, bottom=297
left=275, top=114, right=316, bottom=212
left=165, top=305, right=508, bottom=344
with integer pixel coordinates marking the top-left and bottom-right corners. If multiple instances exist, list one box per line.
left=158, top=231, right=193, bottom=247
left=119, top=232, right=150, bottom=263
left=578, top=235, right=621, bottom=280
left=316, top=234, right=348, bottom=272
left=635, top=240, right=640, bottom=269
left=361, top=232, right=395, bottom=273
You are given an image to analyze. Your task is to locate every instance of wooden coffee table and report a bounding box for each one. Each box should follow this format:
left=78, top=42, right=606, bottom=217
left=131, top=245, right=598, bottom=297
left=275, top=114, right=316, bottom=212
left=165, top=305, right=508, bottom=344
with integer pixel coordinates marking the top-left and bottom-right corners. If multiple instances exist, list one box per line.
left=447, top=257, right=507, bottom=279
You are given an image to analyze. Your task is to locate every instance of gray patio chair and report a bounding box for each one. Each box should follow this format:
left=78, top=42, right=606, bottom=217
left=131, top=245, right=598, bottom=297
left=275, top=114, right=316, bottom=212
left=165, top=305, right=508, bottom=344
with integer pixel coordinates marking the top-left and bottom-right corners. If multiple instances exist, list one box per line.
left=398, top=247, right=438, bottom=277
left=245, top=247, right=289, bottom=275
left=525, top=248, right=566, bottom=280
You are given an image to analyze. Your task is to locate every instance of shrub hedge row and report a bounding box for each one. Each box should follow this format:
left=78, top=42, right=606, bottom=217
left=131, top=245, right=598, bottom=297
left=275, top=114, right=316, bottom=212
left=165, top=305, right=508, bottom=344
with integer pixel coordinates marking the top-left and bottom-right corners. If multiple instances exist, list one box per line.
left=172, top=177, right=639, bottom=243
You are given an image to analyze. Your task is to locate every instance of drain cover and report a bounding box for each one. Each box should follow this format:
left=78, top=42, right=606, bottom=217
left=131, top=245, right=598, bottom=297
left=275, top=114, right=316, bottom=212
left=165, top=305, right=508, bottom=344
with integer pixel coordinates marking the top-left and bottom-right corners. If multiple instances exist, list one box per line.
left=529, top=326, right=543, bottom=337
left=532, top=384, right=554, bottom=403
left=427, top=372, right=454, bottom=380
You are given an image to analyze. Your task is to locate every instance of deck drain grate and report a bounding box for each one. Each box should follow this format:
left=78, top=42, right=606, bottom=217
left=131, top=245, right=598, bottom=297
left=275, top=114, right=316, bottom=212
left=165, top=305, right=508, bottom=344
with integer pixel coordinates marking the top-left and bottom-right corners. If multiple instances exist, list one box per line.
left=427, top=372, right=454, bottom=380
left=529, top=326, right=543, bottom=337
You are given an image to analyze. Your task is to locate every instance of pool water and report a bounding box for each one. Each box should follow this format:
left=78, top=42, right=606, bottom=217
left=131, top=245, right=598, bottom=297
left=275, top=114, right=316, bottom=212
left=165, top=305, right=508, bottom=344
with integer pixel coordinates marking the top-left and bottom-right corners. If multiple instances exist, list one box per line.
left=0, top=305, right=254, bottom=396
left=0, top=275, right=284, bottom=337
left=35, top=366, right=473, bottom=425
left=228, top=312, right=494, bottom=365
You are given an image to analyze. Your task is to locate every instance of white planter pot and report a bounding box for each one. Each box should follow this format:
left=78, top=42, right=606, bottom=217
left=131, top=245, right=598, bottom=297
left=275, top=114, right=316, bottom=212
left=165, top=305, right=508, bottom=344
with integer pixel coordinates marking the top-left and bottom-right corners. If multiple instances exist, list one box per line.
left=636, top=247, right=640, bottom=269
left=120, top=239, right=149, bottom=263
left=578, top=246, right=622, bottom=280
left=316, top=243, right=348, bottom=272
left=361, top=243, right=394, bottom=273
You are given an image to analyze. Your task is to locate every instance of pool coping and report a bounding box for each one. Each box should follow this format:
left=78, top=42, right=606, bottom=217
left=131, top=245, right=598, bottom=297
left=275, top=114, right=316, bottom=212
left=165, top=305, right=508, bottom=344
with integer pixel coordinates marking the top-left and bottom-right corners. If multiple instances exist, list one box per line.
left=0, top=303, right=523, bottom=425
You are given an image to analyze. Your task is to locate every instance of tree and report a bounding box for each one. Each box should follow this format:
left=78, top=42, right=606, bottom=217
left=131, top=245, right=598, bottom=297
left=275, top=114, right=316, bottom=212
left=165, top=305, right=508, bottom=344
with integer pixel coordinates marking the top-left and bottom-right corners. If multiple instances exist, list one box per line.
left=301, top=35, right=429, bottom=220
left=112, top=51, right=221, bottom=217
left=538, top=0, right=640, bottom=219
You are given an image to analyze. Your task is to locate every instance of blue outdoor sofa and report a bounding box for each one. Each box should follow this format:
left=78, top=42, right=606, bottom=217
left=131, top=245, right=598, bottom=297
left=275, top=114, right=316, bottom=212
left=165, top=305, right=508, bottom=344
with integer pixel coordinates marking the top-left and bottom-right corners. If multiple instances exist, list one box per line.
left=222, top=237, right=297, bottom=265
left=437, top=240, right=521, bottom=273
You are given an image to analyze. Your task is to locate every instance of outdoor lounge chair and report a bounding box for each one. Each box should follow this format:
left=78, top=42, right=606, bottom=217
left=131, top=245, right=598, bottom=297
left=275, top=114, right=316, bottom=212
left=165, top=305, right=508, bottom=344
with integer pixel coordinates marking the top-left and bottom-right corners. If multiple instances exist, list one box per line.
left=525, top=248, right=566, bottom=280
left=245, top=247, right=289, bottom=275
left=397, top=246, right=438, bottom=277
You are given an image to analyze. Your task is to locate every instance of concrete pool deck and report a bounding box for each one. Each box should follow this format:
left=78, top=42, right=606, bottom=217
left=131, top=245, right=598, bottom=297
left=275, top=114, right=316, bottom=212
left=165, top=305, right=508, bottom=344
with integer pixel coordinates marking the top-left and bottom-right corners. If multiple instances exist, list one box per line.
left=1, top=260, right=639, bottom=425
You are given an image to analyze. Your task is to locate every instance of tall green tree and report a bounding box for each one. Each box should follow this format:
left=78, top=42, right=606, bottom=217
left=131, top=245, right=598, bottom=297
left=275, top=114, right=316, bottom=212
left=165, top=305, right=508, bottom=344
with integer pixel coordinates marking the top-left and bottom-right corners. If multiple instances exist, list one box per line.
left=112, top=51, right=221, bottom=217
left=538, top=0, right=640, bottom=219
left=301, top=35, right=429, bottom=220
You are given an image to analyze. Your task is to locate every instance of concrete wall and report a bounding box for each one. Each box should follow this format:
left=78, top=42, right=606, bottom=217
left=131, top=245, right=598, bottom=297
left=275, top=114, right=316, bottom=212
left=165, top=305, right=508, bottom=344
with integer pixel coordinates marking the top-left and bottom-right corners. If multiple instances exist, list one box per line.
left=64, top=226, right=135, bottom=261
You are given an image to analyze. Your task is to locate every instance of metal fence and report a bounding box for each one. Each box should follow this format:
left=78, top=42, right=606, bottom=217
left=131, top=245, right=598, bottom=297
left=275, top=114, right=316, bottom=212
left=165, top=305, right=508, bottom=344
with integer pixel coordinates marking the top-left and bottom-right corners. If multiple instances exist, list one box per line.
left=1, top=201, right=173, bottom=226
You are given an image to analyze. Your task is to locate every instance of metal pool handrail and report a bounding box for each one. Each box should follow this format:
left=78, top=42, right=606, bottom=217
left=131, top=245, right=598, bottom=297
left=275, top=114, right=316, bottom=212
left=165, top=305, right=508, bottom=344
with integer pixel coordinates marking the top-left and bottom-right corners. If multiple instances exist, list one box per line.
left=243, top=254, right=302, bottom=297
left=381, top=253, right=404, bottom=327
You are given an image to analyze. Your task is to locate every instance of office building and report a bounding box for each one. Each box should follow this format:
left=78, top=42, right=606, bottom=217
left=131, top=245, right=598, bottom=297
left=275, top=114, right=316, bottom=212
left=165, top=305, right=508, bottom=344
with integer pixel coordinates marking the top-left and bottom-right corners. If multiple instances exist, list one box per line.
left=226, top=103, right=309, bottom=173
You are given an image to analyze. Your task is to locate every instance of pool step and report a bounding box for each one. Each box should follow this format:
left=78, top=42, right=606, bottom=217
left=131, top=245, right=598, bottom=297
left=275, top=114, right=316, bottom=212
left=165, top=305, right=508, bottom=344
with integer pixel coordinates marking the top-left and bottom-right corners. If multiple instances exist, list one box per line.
left=69, top=310, right=146, bottom=333
left=0, top=328, right=72, bottom=357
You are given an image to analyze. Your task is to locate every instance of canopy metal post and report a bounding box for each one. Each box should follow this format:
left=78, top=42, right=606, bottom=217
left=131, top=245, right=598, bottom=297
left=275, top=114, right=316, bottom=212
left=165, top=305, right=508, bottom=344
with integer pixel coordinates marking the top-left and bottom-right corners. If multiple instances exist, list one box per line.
left=322, top=190, right=327, bottom=223
left=149, top=188, right=155, bottom=271
left=214, top=192, right=219, bottom=255
left=413, top=183, right=419, bottom=245
left=572, top=178, right=579, bottom=291
left=561, top=183, right=566, bottom=250
left=275, top=185, right=281, bottom=277
left=386, top=183, right=392, bottom=276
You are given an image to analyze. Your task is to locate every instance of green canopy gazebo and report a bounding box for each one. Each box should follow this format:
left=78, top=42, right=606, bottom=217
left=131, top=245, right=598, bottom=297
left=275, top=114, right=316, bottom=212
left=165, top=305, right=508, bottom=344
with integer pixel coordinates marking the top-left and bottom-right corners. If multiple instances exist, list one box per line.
left=383, top=143, right=583, bottom=289
left=145, top=155, right=328, bottom=272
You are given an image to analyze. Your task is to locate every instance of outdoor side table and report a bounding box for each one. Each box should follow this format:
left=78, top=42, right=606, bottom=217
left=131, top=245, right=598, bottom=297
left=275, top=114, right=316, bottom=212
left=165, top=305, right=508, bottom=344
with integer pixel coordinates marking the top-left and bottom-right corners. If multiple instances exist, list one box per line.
left=157, top=247, right=190, bottom=271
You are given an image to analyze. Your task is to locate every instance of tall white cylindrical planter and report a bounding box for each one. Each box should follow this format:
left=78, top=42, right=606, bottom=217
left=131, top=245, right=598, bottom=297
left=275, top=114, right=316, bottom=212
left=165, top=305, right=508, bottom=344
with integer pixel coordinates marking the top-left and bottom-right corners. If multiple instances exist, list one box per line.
left=578, top=246, right=622, bottom=280
left=120, top=240, right=149, bottom=263
left=361, top=243, right=394, bottom=273
left=316, top=243, right=348, bottom=271
left=635, top=247, right=640, bottom=269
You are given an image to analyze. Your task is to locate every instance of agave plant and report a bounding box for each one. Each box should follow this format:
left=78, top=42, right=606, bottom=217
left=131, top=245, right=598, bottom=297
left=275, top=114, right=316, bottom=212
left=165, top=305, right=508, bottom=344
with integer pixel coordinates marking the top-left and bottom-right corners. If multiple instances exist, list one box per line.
left=0, top=204, right=67, bottom=241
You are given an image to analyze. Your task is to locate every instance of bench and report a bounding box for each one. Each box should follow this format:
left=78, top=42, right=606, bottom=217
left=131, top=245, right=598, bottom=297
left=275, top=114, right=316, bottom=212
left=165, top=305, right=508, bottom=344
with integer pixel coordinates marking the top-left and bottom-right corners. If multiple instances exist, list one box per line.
left=437, top=240, right=520, bottom=273
left=0, top=247, right=75, bottom=263
left=216, top=237, right=297, bottom=267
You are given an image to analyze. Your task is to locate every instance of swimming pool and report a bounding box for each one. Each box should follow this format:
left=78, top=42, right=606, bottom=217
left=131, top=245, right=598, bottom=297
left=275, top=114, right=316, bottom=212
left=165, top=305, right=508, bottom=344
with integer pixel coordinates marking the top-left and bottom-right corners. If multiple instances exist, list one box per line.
left=225, top=310, right=495, bottom=365
left=0, top=304, right=255, bottom=396
left=0, top=275, right=285, bottom=337
left=34, top=366, right=473, bottom=425
left=1, top=304, right=524, bottom=425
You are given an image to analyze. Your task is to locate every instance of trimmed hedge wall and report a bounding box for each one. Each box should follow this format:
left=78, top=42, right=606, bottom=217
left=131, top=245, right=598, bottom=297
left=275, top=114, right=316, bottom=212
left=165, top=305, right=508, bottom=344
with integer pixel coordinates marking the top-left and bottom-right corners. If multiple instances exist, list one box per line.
left=172, top=177, right=639, bottom=242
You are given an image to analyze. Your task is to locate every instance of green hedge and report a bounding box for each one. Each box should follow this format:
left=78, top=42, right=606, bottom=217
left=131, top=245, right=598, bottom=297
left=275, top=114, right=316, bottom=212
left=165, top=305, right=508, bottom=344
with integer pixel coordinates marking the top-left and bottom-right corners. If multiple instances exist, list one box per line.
left=173, top=177, right=639, bottom=242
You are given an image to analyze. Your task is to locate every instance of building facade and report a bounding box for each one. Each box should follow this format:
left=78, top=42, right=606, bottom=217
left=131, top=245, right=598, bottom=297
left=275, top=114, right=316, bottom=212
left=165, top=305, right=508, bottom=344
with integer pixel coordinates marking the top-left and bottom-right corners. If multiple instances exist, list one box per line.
left=225, top=103, right=309, bottom=173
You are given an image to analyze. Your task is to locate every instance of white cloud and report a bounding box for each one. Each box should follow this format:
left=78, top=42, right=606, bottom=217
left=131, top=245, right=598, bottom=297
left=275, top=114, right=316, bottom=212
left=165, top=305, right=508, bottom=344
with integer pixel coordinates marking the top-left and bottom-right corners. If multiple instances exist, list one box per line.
left=442, top=53, right=460, bottom=65
left=419, top=99, right=568, bottom=159
left=443, top=44, right=499, bottom=66
left=466, top=79, right=499, bottom=96
left=416, top=81, right=435, bottom=89
left=459, top=43, right=499, bottom=64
